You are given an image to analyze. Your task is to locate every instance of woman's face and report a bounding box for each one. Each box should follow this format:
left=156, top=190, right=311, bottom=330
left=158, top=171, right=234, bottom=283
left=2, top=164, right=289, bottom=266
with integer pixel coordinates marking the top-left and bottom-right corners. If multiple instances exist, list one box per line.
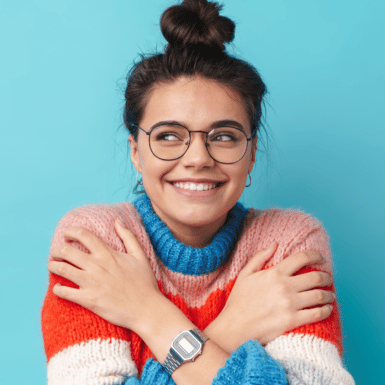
left=129, top=76, right=256, bottom=245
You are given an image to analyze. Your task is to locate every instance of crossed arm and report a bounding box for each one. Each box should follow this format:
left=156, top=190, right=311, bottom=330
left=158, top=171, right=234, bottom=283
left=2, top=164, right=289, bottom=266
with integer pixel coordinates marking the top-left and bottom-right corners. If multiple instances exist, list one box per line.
left=44, top=218, right=338, bottom=385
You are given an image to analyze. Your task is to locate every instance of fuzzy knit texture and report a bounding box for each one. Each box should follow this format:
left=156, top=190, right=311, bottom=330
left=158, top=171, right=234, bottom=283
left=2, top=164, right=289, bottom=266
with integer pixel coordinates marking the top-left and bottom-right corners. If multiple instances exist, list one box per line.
left=135, top=194, right=248, bottom=275
left=41, top=195, right=355, bottom=385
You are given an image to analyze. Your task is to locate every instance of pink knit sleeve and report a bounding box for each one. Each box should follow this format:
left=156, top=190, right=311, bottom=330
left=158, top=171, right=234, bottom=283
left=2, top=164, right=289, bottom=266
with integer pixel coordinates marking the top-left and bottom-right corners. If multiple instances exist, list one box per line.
left=41, top=203, right=147, bottom=384
left=258, top=209, right=354, bottom=384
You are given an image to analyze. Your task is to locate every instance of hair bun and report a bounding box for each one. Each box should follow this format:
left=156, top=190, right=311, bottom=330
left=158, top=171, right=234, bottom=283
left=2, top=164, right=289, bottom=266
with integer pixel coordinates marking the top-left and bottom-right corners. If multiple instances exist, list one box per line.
left=161, top=0, right=235, bottom=52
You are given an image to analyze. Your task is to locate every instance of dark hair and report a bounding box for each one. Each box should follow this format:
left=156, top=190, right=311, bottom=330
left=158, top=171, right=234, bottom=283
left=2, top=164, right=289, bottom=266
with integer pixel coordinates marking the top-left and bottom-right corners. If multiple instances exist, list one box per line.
left=123, top=0, right=267, bottom=140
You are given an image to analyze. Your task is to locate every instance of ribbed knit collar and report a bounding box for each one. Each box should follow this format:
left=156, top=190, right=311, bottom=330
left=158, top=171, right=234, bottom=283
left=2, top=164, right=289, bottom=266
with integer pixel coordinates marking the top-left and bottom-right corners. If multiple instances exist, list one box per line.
left=133, top=194, right=247, bottom=276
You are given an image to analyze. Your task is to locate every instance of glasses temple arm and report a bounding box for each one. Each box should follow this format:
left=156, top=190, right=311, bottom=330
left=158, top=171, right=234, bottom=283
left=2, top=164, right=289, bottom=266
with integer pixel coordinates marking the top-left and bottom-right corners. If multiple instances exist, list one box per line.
left=131, top=124, right=150, bottom=136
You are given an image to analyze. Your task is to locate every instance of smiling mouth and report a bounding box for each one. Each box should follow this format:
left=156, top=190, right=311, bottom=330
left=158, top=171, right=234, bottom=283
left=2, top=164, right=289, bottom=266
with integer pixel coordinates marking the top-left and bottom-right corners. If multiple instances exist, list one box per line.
left=172, top=181, right=225, bottom=191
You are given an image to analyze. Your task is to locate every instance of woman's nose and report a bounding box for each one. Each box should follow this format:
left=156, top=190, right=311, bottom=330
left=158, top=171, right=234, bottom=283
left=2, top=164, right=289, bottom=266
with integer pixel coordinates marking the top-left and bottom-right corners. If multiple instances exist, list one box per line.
left=181, top=132, right=215, bottom=168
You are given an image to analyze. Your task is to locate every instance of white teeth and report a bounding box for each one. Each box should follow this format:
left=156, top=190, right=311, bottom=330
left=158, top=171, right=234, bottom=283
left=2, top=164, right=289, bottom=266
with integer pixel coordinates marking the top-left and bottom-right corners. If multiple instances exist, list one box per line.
left=173, top=182, right=219, bottom=191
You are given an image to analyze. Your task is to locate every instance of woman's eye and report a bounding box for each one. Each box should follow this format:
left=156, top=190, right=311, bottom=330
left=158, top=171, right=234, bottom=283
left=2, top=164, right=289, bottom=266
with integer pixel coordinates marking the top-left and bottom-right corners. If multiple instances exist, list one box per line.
left=211, top=133, right=237, bottom=142
left=156, top=132, right=180, bottom=141
left=161, top=134, right=179, bottom=141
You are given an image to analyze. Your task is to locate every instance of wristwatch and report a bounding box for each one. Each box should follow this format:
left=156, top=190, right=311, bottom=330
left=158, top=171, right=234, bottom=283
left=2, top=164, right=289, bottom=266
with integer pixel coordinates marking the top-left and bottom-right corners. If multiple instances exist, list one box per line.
left=162, top=329, right=208, bottom=375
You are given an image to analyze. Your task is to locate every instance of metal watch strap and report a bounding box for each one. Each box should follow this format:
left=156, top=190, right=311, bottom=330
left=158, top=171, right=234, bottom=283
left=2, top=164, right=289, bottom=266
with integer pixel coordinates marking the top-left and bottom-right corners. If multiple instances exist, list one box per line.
left=163, top=329, right=208, bottom=375
left=163, top=348, right=183, bottom=375
left=190, top=328, right=208, bottom=343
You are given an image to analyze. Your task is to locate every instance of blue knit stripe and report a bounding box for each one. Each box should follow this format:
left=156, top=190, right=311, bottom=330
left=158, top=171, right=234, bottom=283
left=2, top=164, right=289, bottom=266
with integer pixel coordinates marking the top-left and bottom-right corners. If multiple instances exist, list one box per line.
left=213, top=341, right=287, bottom=384
left=124, top=359, right=174, bottom=385
left=133, top=194, right=247, bottom=275
left=124, top=341, right=287, bottom=385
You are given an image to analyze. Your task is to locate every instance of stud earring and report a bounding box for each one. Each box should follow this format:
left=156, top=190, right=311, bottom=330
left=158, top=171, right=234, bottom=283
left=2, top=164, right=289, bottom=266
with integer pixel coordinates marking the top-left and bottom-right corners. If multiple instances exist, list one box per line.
left=136, top=171, right=143, bottom=186
left=245, top=173, right=252, bottom=188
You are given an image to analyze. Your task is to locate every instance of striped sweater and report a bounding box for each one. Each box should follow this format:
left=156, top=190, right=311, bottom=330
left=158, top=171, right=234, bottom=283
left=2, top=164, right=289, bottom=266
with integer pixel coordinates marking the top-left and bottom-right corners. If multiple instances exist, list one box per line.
left=41, top=196, right=354, bottom=384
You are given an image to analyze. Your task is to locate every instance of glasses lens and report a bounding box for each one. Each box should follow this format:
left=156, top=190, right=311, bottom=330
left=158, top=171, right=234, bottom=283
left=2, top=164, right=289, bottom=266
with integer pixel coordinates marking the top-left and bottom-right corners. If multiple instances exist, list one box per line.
left=149, top=125, right=190, bottom=160
left=207, top=127, right=248, bottom=164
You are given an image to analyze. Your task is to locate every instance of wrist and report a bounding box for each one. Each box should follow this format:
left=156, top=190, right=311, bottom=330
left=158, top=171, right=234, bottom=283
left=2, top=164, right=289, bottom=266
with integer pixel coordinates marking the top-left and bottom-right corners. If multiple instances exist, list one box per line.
left=205, top=309, right=262, bottom=352
left=134, top=295, right=230, bottom=383
left=133, top=293, right=196, bottom=362
left=204, top=311, right=238, bottom=353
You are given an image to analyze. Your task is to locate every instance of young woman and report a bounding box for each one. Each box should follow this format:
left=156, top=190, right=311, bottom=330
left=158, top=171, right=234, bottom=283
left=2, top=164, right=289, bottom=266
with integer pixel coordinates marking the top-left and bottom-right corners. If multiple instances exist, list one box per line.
left=41, top=0, right=355, bottom=384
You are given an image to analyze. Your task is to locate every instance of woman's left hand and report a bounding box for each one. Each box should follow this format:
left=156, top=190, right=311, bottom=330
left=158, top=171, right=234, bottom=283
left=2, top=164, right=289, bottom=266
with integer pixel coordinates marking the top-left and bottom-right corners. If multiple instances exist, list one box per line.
left=48, top=220, right=161, bottom=331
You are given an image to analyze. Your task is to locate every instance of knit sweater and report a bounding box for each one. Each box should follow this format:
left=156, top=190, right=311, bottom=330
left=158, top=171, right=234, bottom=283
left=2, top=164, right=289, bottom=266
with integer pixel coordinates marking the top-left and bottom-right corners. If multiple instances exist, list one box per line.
left=41, top=196, right=355, bottom=384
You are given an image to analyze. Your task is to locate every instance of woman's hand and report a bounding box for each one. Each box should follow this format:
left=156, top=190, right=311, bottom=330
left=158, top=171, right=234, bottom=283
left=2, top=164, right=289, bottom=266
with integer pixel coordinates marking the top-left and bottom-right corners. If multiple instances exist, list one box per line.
left=205, top=243, right=335, bottom=351
left=47, top=220, right=161, bottom=332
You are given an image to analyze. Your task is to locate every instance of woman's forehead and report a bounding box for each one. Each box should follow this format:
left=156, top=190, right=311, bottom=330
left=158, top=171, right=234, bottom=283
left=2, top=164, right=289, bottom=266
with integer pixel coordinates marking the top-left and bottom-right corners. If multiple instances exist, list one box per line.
left=141, top=76, right=250, bottom=131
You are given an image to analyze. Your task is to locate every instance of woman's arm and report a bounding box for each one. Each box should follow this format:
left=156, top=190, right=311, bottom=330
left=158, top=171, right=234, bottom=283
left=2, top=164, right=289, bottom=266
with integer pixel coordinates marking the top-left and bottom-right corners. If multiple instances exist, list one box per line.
left=204, top=247, right=334, bottom=351
left=43, top=206, right=352, bottom=384
left=42, top=207, right=139, bottom=384
left=42, top=206, right=287, bottom=385
left=204, top=211, right=355, bottom=384
left=264, top=220, right=355, bottom=384
left=47, top=221, right=287, bottom=385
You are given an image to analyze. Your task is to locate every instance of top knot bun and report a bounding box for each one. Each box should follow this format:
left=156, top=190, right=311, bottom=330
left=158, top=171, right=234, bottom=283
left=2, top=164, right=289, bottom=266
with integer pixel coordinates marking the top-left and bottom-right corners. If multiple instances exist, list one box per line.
left=161, top=0, right=235, bottom=52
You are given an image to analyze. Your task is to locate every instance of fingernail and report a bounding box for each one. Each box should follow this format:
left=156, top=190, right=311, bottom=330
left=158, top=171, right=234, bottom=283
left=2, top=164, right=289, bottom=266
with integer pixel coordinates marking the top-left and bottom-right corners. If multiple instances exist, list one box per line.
left=329, top=305, right=333, bottom=312
left=332, top=292, right=336, bottom=300
left=116, top=219, right=125, bottom=228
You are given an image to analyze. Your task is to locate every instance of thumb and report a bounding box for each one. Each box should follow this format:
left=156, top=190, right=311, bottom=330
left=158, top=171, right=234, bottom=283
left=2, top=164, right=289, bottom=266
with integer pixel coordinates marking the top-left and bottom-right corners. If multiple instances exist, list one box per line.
left=114, top=219, right=147, bottom=262
left=241, top=242, right=278, bottom=276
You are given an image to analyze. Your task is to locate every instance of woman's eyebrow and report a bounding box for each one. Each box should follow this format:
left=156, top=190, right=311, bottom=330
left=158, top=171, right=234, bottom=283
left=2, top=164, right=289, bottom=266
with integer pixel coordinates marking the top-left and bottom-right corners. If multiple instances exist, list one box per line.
left=150, top=120, right=185, bottom=130
left=211, top=120, right=245, bottom=131
left=150, top=119, right=245, bottom=131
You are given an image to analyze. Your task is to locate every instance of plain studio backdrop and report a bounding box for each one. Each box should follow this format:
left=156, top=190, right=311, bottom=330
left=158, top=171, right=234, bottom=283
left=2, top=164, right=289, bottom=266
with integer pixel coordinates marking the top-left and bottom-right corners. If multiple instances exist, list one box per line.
left=1, top=0, right=384, bottom=383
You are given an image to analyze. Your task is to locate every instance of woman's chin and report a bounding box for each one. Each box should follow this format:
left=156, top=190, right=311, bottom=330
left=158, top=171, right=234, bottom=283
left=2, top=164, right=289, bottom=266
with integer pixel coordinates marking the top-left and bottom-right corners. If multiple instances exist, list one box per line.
left=173, top=207, right=229, bottom=232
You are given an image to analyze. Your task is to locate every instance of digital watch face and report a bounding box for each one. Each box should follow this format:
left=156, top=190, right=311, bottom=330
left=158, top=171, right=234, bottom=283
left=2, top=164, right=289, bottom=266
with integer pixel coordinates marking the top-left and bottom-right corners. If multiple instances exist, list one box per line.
left=173, top=332, right=201, bottom=359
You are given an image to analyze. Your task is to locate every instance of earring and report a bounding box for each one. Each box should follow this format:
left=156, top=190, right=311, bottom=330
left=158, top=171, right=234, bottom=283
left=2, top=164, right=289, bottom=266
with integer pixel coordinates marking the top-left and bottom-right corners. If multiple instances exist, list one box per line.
left=136, top=171, right=143, bottom=186
left=245, top=173, right=252, bottom=188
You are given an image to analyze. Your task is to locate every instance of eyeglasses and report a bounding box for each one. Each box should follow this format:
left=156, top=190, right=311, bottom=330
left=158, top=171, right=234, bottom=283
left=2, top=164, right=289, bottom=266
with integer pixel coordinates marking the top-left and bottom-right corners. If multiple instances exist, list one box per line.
left=132, top=123, right=254, bottom=164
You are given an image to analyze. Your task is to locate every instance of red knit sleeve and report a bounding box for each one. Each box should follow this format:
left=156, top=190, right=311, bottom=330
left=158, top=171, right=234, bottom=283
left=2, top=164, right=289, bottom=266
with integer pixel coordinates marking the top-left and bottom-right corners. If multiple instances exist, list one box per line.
left=259, top=210, right=343, bottom=354
left=260, top=210, right=354, bottom=384
left=41, top=205, right=135, bottom=361
left=278, top=213, right=342, bottom=354
left=41, top=204, right=151, bottom=383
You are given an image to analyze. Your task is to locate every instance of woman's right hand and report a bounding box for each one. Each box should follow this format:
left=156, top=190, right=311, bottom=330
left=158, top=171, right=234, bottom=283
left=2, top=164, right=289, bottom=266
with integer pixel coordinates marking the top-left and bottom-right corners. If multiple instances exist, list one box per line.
left=204, top=243, right=335, bottom=351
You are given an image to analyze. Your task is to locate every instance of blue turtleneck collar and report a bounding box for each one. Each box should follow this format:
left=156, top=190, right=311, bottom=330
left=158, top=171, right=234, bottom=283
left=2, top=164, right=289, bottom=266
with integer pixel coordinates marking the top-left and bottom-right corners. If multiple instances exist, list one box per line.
left=133, top=194, right=247, bottom=276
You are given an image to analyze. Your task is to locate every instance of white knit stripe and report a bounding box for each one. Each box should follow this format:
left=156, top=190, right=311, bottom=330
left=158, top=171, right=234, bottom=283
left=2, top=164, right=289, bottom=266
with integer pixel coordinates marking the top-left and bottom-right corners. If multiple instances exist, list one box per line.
left=265, top=334, right=355, bottom=385
left=47, top=338, right=137, bottom=385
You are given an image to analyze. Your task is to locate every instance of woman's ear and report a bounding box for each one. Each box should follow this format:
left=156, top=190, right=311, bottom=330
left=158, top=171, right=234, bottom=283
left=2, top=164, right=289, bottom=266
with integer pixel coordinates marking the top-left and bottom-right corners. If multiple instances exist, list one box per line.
left=248, top=136, right=257, bottom=174
left=128, top=135, right=142, bottom=173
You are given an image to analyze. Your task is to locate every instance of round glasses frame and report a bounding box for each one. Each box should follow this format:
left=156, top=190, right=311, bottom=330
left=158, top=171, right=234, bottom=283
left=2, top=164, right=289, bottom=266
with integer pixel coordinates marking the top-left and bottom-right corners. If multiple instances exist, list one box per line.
left=131, top=124, right=255, bottom=165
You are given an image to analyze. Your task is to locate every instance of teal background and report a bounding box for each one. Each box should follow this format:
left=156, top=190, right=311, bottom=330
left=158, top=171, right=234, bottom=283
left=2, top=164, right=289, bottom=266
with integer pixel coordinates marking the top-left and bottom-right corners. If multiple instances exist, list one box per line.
left=1, top=0, right=384, bottom=383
